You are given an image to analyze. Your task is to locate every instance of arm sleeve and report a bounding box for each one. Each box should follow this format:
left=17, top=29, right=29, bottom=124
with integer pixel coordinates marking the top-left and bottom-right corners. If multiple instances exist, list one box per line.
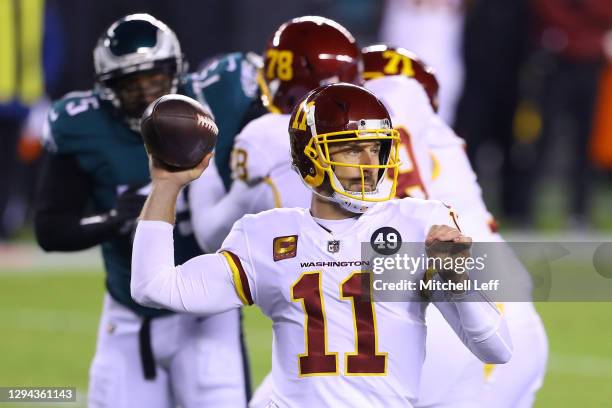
left=131, top=220, right=244, bottom=314
left=34, top=153, right=118, bottom=251
left=190, top=169, right=275, bottom=252
left=433, top=293, right=513, bottom=364
left=426, top=201, right=513, bottom=363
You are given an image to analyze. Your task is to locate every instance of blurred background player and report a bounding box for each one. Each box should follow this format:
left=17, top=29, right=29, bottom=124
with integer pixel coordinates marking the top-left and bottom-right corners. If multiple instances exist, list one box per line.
left=190, top=16, right=362, bottom=252
left=379, top=0, right=466, bottom=124
left=527, top=0, right=612, bottom=227
left=182, top=51, right=265, bottom=233
left=453, top=0, right=532, bottom=226
left=132, top=82, right=512, bottom=407
left=34, top=14, right=249, bottom=407
left=189, top=51, right=264, bottom=191
left=363, top=44, right=547, bottom=408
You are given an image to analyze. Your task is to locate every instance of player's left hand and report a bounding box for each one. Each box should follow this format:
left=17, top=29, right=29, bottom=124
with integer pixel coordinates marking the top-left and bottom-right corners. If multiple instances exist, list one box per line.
left=148, top=152, right=213, bottom=189
left=425, top=225, right=472, bottom=281
left=425, top=225, right=472, bottom=251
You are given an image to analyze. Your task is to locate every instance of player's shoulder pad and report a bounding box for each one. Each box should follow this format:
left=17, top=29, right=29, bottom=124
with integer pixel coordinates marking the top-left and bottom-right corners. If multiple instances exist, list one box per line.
left=43, top=90, right=105, bottom=153
left=232, top=113, right=292, bottom=182
left=372, top=197, right=461, bottom=231
left=240, top=207, right=310, bottom=235
left=375, top=197, right=443, bottom=218
left=227, top=208, right=309, bottom=252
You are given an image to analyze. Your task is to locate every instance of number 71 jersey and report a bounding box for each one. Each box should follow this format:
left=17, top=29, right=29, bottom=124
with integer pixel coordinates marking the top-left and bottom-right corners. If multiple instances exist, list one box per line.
left=220, top=198, right=460, bottom=407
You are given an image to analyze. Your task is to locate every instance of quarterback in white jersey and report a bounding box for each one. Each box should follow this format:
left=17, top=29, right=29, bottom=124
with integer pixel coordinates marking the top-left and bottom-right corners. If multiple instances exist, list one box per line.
left=363, top=45, right=547, bottom=408
left=132, top=84, right=512, bottom=407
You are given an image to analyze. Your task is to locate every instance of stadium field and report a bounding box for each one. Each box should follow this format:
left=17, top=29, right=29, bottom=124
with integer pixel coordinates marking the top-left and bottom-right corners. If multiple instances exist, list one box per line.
left=1, top=258, right=611, bottom=406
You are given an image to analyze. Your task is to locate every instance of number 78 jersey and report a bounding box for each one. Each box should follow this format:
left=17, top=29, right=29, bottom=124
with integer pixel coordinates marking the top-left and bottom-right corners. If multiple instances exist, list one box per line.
left=220, top=198, right=460, bottom=407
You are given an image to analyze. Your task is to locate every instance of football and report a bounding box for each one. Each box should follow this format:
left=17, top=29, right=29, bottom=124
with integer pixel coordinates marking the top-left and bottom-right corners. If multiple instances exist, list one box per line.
left=140, top=94, right=218, bottom=171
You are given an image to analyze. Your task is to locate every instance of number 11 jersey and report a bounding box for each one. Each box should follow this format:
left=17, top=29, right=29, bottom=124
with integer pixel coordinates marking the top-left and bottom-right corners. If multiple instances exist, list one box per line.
left=220, top=198, right=458, bottom=407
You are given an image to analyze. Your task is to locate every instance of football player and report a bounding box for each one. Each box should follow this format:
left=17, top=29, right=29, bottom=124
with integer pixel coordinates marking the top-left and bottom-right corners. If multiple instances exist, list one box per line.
left=189, top=51, right=265, bottom=191
left=362, top=44, right=548, bottom=408
left=191, top=17, right=365, bottom=406
left=190, top=16, right=362, bottom=254
left=132, top=83, right=513, bottom=407
left=35, top=14, right=250, bottom=407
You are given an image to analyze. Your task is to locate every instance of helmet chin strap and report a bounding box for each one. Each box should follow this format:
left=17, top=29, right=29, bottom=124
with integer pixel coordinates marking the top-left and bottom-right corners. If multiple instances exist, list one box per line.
left=331, top=171, right=387, bottom=213
left=315, top=171, right=388, bottom=214
left=308, top=186, right=372, bottom=214
left=331, top=191, right=377, bottom=214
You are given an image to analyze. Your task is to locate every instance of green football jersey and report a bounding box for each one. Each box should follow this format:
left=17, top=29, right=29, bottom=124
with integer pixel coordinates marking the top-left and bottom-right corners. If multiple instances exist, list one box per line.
left=45, top=80, right=206, bottom=317
left=187, top=52, right=260, bottom=189
left=45, top=53, right=259, bottom=317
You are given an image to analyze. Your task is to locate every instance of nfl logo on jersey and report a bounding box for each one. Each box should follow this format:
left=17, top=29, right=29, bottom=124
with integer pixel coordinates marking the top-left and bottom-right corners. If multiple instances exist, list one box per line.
left=327, top=240, right=340, bottom=253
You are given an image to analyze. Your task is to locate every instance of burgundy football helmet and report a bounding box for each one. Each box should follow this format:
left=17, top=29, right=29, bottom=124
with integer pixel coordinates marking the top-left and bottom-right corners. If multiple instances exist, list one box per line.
left=258, top=16, right=362, bottom=114
left=289, top=83, right=400, bottom=213
left=362, top=44, right=439, bottom=113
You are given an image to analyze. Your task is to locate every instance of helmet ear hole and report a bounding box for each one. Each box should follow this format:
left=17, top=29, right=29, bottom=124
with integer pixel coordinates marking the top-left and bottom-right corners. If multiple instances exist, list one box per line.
left=306, top=148, right=317, bottom=159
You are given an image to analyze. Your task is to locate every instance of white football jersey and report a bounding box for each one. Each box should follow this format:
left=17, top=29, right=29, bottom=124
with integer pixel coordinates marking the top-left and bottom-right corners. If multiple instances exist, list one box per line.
left=220, top=199, right=474, bottom=407
left=231, top=112, right=289, bottom=183
left=134, top=203, right=512, bottom=408
left=366, top=76, right=433, bottom=200
left=365, top=75, right=544, bottom=407
left=231, top=111, right=311, bottom=207
left=366, top=75, right=494, bottom=238
left=190, top=113, right=311, bottom=252
left=424, top=116, right=496, bottom=239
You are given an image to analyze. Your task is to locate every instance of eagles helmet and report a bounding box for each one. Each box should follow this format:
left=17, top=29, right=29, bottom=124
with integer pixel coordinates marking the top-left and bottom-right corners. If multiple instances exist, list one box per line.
left=258, top=16, right=362, bottom=114
left=289, top=83, right=400, bottom=214
left=362, top=44, right=439, bottom=113
left=94, top=14, right=185, bottom=131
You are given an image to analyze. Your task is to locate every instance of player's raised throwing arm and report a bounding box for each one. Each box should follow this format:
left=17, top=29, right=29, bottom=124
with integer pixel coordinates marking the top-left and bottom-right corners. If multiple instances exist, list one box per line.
left=131, top=152, right=245, bottom=314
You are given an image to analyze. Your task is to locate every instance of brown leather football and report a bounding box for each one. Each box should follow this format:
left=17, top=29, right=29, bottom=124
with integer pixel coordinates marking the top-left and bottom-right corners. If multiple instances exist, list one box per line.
left=140, top=94, right=218, bottom=171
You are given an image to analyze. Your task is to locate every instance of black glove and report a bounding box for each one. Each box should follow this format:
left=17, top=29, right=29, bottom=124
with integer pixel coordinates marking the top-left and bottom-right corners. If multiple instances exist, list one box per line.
left=108, top=186, right=148, bottom=236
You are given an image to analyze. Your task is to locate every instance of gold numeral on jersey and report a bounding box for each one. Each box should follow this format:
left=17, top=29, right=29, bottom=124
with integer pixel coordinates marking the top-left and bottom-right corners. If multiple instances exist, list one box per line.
left=230, top=148, right=249, bottom=181
left=340, top=272, right=388, bottom=375
left=382, top=50, right=415, bottom=77
left=291, top=271, right=339, bottom=376
left=291, top=271, right=387, bottom=376
left=266, top=49, right=294, bottom=81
